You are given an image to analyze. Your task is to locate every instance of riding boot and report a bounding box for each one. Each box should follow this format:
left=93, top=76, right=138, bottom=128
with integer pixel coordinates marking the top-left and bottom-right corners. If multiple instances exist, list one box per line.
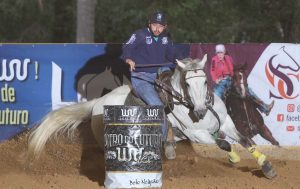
left=265, top=100, right=275, bottom=116
left=247, top=88, right=274, bottom=115
left=253, top=99, right=274, bottom=116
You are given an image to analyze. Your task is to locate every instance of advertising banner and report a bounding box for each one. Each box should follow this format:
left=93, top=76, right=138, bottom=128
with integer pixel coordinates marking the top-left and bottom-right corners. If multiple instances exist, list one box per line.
left=1, top=43, right=299, bottom=146
left=190, top=43, right=300, bottom=146
left=248, top=44, right=300, bottom=145
left=0, top=43, right=188, bottom=142
left=0, top=44, right=107, bottom=141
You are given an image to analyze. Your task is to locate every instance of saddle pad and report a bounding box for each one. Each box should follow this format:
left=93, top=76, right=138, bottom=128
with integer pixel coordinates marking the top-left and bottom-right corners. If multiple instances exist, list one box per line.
left=124, top=90, right=146, bottom=106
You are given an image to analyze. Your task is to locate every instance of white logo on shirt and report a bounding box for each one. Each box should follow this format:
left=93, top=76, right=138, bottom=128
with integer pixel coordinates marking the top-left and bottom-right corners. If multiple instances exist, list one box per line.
left=162, top=37, right=168, bottom=44
left=146, top=36, right=152, bottom=44
left=126, top=34, right=136, bottom=44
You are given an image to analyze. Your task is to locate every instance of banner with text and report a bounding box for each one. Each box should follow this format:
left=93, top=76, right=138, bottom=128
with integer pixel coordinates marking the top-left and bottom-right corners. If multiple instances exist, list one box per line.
left=1, top=43, right=299, bottom=146
left=0, top=43, right=189, bottom=142
left=191, top=43, right=300, bottom=146
left=0, top=44, right=108, bottom=141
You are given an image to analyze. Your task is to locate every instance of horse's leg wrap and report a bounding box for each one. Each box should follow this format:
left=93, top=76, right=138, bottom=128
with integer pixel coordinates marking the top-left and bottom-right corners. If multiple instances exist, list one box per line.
left=216, top=138, right=231, bottom=152
left=247, top=145, right=277, bottom=179
left=228, top=150, right=241, bottom=164
left=215, top=138, right=241, bottom=163
left=247, top=146, right=266, bottom=166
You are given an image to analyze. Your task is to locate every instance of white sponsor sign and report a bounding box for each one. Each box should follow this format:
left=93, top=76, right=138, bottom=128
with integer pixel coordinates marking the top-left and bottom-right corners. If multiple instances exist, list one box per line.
left=248, top=43, right=300, bottom=145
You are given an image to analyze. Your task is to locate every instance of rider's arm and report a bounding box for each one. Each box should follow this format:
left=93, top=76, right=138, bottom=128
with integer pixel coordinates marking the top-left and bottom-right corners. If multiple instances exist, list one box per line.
left=121, top=30, right=144, bottom=70
left=165, top=40, right=177, bottom=69
left=226, top=55, right=234, bottom=77
left=210, top=56, right=218, bottom=83
left=125, top=58, right=135, bottom=71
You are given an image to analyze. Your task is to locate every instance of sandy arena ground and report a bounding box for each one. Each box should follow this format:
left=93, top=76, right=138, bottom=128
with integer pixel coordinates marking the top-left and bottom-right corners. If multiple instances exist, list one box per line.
left=0, top=128, right=299, bottom=189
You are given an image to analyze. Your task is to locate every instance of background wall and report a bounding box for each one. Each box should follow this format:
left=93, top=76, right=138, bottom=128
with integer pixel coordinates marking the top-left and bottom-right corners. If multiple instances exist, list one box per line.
left=1, top=43, right=299, bottom=146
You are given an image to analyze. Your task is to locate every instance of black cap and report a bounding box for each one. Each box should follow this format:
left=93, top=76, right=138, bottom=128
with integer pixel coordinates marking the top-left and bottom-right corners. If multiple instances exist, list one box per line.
left=149, top=10, right=167, bottom=26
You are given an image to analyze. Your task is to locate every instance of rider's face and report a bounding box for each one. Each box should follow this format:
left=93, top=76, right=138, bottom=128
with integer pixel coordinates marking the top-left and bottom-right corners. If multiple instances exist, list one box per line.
left=217, top=52, right=225, bottom=60
left=149, top=23, right=166, bottom=36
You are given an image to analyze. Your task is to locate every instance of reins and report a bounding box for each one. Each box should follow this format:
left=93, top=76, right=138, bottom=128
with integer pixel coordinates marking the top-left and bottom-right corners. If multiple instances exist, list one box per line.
left=132, top=64, right=221, bottom=134
left=135, top=62, right=174, bottom=68
left=228, top=71, right=257, bottom=133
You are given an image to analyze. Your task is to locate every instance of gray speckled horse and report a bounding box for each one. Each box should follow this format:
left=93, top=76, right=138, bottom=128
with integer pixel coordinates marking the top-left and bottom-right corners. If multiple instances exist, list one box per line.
left=28, top=55, right=276, bottom=179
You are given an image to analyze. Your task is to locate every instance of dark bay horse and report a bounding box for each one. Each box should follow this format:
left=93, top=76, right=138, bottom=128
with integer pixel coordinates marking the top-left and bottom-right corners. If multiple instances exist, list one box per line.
left=225, top=64, right=279, bottom=146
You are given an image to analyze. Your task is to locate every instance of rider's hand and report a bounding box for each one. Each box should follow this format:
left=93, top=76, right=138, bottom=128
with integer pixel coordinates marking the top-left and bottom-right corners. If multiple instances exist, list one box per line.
left=126, top=59, right=135, bottom=71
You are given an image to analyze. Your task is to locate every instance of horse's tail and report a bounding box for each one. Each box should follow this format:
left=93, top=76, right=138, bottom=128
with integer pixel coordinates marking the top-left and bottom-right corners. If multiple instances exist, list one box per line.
left=28, top=98, right=99, bottom=160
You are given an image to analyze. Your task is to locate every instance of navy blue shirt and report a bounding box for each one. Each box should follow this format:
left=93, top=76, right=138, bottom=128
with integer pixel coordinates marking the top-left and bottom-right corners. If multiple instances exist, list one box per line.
left=121, top=28, right=178, bottom=73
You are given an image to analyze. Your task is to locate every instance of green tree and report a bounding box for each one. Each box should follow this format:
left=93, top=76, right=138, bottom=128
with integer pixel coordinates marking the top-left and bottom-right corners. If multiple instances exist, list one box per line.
left=1, top=0, right=300, bottom=43
left=76, top=0, right=97, bottom=42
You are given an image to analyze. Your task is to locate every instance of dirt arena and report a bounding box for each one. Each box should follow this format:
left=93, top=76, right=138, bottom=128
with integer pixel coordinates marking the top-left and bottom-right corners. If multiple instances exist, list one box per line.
left=0, top=129, right=299, bottom=189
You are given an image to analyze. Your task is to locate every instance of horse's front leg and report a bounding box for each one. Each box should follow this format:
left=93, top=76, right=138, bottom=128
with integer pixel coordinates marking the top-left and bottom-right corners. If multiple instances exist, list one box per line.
left=259, top=124, right=280, bottom=146
left=221, top=115, right=277, bottom=179
left=215, top=137, right=241, bottom=164
left=183, top=129, right=216, bottom=144
left=185, top=128, right=240, bottom=164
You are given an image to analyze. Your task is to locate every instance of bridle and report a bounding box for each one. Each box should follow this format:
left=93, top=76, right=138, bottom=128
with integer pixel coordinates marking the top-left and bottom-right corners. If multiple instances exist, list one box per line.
left=156, top=67, right=219, bottom=132
left=155, top=68, right=207, bottom=110
left=180, top=68, right=207, bottom=109
left=230, top=70, right=256, bottom=133
left=230, top=71, right=247, bottom=98
left=135, top=64, right=220, bottom=133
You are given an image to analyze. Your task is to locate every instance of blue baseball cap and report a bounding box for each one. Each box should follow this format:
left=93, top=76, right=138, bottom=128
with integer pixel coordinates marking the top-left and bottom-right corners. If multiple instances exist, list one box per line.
left=149, top=10, right=167, bottom=26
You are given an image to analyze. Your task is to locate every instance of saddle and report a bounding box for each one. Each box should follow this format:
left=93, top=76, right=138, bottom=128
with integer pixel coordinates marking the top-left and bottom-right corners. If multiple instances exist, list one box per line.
left=124, top=86, right=147, bottom=106
left=124, top=70, right=175, bottom=109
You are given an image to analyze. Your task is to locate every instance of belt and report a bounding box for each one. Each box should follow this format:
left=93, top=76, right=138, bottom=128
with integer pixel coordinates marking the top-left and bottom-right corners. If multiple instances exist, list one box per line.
left=218, top=75, right=231, bottom=80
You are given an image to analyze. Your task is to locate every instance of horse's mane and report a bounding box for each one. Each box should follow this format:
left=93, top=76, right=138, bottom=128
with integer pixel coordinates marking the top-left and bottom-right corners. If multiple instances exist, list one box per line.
left=177, top=58, right=204, bottom=70
left=234, top=63, right=247, bottom=72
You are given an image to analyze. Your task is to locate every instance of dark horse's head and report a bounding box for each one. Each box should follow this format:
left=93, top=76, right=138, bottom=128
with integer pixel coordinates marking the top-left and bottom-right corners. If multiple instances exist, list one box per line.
left=232, top=63, right=248, bottom=98
left=227, top=63, right=280, bottom=146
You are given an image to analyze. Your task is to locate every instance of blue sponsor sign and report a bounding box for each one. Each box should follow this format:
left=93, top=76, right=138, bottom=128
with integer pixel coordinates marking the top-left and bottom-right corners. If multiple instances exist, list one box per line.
left=0, top=43, right=190, bottom=142
left=0, top=44, right=107, bottom=141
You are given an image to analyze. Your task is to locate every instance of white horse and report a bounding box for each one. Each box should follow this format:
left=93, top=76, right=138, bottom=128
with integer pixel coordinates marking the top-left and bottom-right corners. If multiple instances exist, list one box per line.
left=28, top=55, right=276, bottom=179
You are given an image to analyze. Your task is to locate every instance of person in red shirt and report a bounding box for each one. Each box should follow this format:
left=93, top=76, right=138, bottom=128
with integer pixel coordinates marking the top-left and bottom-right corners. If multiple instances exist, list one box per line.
left=210, top=44, right=234, bottom=100
left=210, top=44, right=274, bottom=115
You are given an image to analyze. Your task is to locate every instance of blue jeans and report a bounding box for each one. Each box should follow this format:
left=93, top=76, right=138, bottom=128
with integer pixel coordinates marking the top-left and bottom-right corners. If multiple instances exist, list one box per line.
left=131, top=69, right=169, bottom=140
left=131, top=72, right=163, bottom=105
left=247, top=88, right=269, bottom=113
left=213, top=77, right=232, bottom=100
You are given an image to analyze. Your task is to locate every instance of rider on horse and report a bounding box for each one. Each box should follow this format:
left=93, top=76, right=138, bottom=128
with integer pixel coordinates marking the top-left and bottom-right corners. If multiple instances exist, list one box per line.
left=210, top=44, right=274, bottom=116
left=121, top=10, right=185, bottom=159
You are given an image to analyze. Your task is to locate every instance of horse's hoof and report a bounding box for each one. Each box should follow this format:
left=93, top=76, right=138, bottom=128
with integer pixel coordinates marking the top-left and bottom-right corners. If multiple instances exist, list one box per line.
left=261, top=160, right=277, bottom=179
left=228, top=151, right=240, bottom=164
left=164, top=142, right=176, bottom=160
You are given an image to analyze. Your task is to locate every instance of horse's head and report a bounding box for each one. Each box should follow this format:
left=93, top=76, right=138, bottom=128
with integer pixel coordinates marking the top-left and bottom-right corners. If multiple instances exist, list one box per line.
left=175, top=54, right=208, bottom=120
left=232, top=63, right=248, bottom=98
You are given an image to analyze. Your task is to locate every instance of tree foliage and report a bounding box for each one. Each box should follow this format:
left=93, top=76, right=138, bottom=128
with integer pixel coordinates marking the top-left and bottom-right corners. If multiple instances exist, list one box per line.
left=1, top=0, right=300, bottom=43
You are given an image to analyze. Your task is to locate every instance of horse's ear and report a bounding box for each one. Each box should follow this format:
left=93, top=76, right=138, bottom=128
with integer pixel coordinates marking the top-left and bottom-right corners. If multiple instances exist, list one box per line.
left=176, top=59, right=186, bottom=69
left=200, top=54, right=207, bottom=66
